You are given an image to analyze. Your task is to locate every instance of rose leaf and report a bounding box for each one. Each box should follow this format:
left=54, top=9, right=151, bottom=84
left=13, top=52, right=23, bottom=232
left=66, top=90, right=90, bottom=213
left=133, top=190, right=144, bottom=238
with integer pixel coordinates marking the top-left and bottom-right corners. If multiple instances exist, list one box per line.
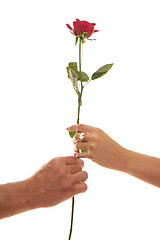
left=69, top=131, right=76, bottom=138
left=91, top=63, right=114, bottom=80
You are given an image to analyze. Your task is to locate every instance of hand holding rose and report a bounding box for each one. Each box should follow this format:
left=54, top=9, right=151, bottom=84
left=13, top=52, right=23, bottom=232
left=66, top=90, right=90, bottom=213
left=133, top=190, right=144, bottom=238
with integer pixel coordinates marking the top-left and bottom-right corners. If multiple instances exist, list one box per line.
left=67, top=124, right=127, bottom=172
left=67, top=124, right=160, bottom=188
left=0, top=156, right=88, bottom=219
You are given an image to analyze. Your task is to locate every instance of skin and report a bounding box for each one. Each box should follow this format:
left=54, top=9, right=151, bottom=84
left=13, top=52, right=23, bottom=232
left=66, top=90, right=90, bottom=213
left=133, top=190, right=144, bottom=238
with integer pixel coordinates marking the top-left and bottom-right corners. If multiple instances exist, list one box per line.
left=0, top=156, right=88, bottom=220
left=67, top=124, right=160, bottom=188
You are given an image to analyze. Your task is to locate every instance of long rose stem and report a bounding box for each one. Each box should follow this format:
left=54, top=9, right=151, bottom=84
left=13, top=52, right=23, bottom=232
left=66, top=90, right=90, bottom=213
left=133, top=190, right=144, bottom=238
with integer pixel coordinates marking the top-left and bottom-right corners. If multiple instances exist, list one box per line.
left=77, top=36, right=83, bottom=124
left=68, top=197, right=74, bottom=240
left=68, top=36, right=83, bottom=240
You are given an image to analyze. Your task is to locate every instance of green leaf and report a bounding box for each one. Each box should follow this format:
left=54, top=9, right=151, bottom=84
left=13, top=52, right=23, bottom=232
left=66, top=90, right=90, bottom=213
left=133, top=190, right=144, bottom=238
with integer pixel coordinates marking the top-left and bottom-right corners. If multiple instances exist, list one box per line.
left=81, top=149, right=88, bottom=152
left=77, top=71, right=89, bottom=82
left=69, top=131, right=76, bottom=138
left=75, top=37, right=78, bottom=46
left=68, top=62, right=79, bottom=74
left=67, top=62, right=89, bottom=82
left=91, top=63, right=114, bottom=80
left=66, top=62, right=81, bottom=95
left=66, top=66, right=77, bottom=80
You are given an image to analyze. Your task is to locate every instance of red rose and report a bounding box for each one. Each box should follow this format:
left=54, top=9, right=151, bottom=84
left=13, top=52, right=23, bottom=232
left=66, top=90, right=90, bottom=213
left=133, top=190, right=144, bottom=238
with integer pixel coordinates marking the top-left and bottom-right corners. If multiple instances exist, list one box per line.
left=66, top=18, right=99, bottom=38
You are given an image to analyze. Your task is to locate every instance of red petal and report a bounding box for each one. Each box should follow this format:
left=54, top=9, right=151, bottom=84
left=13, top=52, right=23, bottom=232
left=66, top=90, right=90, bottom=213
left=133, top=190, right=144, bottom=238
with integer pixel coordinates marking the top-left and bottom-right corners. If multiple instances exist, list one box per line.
left=72, top=19, right=99, bottom=37
left=66, top=24, right=73, bottom=32
left=75, top=20, right=92, bottom=37
left=81, top=20, right=90, bottom=25
left=73, top=19, right=83, bottom=36
left=81, top=21, right=96, bottom=27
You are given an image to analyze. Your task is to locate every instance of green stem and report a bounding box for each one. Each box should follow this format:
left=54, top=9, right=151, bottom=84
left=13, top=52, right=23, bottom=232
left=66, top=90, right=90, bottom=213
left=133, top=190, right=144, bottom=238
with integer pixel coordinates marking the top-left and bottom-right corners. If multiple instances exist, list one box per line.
left=77, top=86, right=83, bottom=124
left=79, top=37, right=82, bottom=81
left=77, top=37, right=83, bottom=124
left=68, top=197, right=74, bottom=240
left=68, top=36, right=83, bottom=240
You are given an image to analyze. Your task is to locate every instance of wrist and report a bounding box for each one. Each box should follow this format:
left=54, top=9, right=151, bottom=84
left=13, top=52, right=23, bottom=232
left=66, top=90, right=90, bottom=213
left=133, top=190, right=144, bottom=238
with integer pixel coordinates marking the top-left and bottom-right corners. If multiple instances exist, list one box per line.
left=117, top=146, right=133, bottom=173
left=15, top=179, right=37, bottom=212
left=24, top=177, right=40, bottom=210
left=120, top=147, right=141, bottom=175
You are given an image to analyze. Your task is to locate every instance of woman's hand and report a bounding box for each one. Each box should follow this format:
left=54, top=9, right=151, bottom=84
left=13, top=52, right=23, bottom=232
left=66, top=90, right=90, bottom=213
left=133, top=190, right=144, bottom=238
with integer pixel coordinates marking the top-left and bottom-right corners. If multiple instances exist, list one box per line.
left=67, top=124, right=128, bottom=172
left=67, top=124, right=160, bottom=188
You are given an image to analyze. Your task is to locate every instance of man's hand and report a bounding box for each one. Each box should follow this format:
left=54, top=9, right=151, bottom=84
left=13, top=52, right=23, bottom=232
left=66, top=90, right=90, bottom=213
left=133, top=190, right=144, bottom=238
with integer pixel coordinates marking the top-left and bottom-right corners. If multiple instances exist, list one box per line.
left=27, top=156, right=88, bottom=208
left=0, top=156, right=88, bottom=219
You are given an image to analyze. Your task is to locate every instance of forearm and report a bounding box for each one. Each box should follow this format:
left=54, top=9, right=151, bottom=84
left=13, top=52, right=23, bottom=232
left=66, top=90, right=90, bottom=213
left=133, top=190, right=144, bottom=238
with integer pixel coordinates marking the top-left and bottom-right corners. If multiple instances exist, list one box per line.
left=0, top=180, right=35, bottom=220
left=123, top=148, right=160, bottom=188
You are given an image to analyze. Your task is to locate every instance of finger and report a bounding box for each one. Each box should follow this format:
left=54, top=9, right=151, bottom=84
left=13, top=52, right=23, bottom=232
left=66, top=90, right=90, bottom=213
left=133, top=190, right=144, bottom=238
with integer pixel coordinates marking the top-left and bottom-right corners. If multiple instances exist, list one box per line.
left=73, top=133, right=81, bottom=143
left=69, top=165, right=82, bottom=174
left=73, top=133, right=91, bottom=144
left=65, top=156, right=79, bottom=165
left=74, top=142, right=90, bottom=152
left=72, top=171, right=88, bottom=183
left=73, top=182, right=88, bottom=194
left=79, top=159, right=84, bottom=168
left=65, top=156, right=84, bottom=167
left=67, top=124, right=96, bottom=134
left=74, top=151, right=90, bottom=159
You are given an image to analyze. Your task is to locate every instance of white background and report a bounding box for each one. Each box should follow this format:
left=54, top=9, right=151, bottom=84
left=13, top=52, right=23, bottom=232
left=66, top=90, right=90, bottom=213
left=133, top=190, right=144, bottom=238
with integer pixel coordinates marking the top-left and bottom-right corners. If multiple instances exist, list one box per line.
left=0, top=0, right=160, bottom=239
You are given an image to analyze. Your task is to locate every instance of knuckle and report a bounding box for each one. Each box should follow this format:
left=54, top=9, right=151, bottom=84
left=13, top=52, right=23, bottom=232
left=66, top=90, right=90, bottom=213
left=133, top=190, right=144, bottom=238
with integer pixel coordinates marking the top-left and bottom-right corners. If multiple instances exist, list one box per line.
left=78, top=124, right=84, bottom=130
left=61, top=174, right=70, bottom=187
left=96, top=127, right=102, bottom=134
left=75, top=142, right=79, bottom=148
left=73, top=134, right=78, bottom=142
left=88, top=150, right=94, bottom=158
left=90, top=143, right=96, bottom=151
left=73, top=157, right=79, bottom=164
left=72, top=184, right=79, bottom=193
left=75, top=133, right=80, bottom=140
left=75, top=183, right=88, bottom=194
left=92, top=134, right=98, bottom=142
left=57, top=167, right=65, bottom=176
left=73, top=165, right=82, bottom=173
left=74, top=144, right=78, bottom=152
left=48, top=158, right=57, bottom=167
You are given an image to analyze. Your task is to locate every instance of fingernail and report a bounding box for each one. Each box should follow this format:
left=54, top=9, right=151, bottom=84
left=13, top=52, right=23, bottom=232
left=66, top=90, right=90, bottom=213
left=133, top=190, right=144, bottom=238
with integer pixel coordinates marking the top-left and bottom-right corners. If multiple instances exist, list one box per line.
left=74, top=153, right=77, bottom=157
